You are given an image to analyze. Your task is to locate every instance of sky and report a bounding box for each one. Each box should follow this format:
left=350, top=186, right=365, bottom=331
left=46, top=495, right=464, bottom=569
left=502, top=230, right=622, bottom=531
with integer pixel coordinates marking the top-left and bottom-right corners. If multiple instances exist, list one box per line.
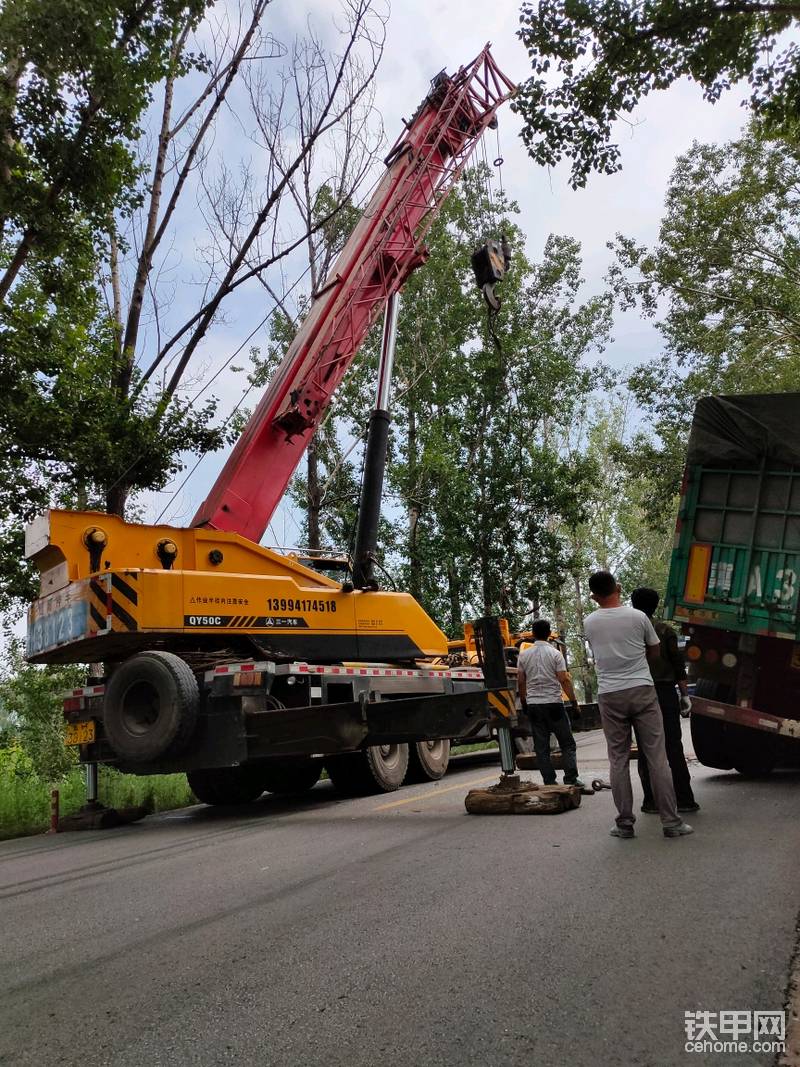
left=138, top=0, right=752, bottom=546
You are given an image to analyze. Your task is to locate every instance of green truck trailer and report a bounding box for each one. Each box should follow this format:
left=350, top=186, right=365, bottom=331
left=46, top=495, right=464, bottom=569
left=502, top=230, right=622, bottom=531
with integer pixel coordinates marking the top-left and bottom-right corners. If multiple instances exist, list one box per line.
left=665, top=393, right=800, bottom=775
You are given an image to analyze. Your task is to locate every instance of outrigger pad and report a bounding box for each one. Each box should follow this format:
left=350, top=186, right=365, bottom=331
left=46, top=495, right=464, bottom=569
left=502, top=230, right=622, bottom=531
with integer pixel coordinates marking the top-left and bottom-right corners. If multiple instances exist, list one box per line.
left=57, top=804, right=149, bottom=831
left=465, top=777, right=581, bottom=815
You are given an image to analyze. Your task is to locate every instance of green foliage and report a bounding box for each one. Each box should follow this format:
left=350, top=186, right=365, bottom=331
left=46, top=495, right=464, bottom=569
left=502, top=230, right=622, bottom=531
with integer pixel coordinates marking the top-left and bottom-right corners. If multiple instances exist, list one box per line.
left=0, top=753, right=194, bottom=840
left=0, top=0, right=209, bottom=264
left=515, top=0, right=800, bottom=187
left=0, top=746, right=86, bottom=839
left=612, top=124, right=800, bottom=511
left=390, top=171, right=611, bottom=629
left=0, top=636, right=195, bottom=839
left=295, top=167, right=613, bottom=632
left=0, top=638, right=83, bottom=780
left=0, top=0, right=228, bottom=613
left=0, top=243, right=229, bottom=607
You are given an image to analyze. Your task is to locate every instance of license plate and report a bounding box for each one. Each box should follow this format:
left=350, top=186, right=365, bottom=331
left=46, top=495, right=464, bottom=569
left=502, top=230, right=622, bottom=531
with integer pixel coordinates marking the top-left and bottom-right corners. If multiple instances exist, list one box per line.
left=64, top=721, right=96, bottom=746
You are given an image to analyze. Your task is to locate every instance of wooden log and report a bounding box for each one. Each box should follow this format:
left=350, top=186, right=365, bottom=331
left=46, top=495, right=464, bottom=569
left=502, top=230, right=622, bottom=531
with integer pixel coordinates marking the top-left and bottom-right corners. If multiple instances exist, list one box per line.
left=465, top=781, right=581, bottom=815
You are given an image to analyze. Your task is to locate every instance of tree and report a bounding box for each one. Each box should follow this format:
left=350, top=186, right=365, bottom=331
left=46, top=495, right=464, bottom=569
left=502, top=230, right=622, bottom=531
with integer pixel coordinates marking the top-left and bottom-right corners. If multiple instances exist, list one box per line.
left=548, top=397, right=673, bottom=700
left=374, top=168, right=610, bottom=632
left=0, top=0, right=387, bottom=611
left=0, top=0, right=210, bottom=299
left=611, top=123, right=800, bottom=516
left=515, top=0, right=800, bottom=187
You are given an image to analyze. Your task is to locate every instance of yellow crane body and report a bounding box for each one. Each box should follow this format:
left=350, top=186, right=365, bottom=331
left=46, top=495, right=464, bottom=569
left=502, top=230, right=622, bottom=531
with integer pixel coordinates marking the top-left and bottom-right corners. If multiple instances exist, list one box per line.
left=26, top=510, right=448, bottom=665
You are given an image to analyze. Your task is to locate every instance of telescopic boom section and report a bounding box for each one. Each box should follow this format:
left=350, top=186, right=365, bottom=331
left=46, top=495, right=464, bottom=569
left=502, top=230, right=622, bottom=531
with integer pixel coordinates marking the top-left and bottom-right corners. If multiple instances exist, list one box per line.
left=192, top=46, right=515, bottom=543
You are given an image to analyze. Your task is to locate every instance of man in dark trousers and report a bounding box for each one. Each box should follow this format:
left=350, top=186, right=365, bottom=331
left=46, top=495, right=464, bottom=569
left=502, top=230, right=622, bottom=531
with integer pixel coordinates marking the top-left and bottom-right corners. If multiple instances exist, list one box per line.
left=516, top=618, right=583, bottom=787
left=630, top=586, right=698, bottom=814
left=583, top=570, right=692, bottom=839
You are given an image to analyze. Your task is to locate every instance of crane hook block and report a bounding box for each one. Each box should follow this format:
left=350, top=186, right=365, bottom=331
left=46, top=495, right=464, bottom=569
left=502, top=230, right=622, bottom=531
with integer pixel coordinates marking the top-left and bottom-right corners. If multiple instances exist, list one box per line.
left=471, top=237, right=511, bottom=310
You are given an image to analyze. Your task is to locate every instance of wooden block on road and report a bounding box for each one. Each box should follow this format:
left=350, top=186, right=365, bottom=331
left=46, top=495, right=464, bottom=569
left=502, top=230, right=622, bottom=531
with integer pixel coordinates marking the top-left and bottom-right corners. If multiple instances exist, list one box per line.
left=465, top=781, right=581, bottom=815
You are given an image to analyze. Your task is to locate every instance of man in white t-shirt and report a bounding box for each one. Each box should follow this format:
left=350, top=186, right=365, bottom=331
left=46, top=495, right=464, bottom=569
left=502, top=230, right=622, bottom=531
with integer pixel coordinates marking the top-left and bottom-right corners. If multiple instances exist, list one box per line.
left=583, top=570, right=693, bottom=840
left=516, top=618, right=583, bottom=787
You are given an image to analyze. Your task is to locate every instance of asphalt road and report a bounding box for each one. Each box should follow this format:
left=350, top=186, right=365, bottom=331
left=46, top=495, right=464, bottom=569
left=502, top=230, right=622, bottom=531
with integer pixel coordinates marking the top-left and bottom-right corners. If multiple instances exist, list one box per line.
left=1, top=728, right=799, bottom=1067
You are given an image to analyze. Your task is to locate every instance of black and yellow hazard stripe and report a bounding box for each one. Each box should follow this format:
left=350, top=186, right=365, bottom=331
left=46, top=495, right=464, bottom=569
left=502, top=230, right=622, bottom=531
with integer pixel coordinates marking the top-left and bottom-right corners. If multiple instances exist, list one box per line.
left=487, top=688, right=515, bottom=719
left=110, top=576, right=138, bottom=631
left=110, top=572, right=139, bottom=632
left=88, top=578, right=110, bottom=633
left=87, top=573, right=139, bottom=633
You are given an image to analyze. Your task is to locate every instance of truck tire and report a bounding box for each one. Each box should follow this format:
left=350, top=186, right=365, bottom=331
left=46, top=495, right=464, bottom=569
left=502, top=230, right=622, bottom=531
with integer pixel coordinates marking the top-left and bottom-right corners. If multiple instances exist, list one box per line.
left=689, top=678, right=733, bottom=770
left=103, top=651, right=198, bottom=763
left=407, top=739, right=450, bottom=782
left=729, top=726, right=778, bottom=777
left=690, top=713, right=733, bottom=770
left=261, top=759, right=322, bottom=795
left=326, top=743, right=409, bottom=795
left=187, top=765, right=266, bottom=805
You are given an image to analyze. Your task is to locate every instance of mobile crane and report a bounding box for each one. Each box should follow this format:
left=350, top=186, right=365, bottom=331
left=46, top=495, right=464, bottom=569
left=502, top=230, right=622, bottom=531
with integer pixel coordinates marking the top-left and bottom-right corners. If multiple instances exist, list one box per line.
left=25, top=47, right=518, bottom=803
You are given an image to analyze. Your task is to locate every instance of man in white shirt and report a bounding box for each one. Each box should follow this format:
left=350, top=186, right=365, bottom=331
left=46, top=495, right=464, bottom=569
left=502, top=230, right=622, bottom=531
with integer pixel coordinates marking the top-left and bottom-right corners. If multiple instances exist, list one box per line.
left=583, top=570, right=693, bottom=840
left=516, top=618, right=583, bottom=787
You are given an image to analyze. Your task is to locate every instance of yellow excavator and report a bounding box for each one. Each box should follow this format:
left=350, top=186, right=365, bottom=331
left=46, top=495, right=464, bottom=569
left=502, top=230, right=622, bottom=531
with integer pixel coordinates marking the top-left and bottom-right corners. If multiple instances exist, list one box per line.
left=25, top=48, right=518, bottom=804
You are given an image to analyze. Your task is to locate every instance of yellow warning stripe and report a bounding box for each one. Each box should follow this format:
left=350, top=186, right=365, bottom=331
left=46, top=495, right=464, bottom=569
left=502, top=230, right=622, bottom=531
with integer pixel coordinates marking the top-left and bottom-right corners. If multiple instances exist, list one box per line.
left=88, top=573, right=139, bottom=633
left=487, top=689, right=515, bottom=718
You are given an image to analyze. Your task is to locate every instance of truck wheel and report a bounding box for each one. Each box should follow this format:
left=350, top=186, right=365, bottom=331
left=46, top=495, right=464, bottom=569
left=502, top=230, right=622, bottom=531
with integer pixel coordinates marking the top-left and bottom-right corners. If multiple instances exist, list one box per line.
left=187, top=765, right=265, bottom=805
left=690, top=712, right=733, bottom=770
left=103, top=651, right=198, bottom=763
left=729, top=726, right=778, bottom=777
left=261, top=759, right=322, bottom=795
left=407, top=739, right=450, bottom=782
left=326, top=743, right=409, bottom=795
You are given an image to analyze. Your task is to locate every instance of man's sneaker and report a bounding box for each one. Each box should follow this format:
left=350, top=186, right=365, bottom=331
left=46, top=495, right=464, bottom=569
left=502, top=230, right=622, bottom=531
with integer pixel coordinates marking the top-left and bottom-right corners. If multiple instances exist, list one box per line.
left=565, top=777, right=585, bottom=788
left=663, top=822, right=694, bottom=838
left=641, top=804, right=658, bottom=814
left=610, top=825, right=635, bottom=839
left=678, top=802, right=700, bottom=813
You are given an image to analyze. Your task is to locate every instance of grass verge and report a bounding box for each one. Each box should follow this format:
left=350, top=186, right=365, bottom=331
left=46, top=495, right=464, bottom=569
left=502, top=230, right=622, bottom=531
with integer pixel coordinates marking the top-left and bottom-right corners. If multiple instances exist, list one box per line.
left=0, top=764, right=194, bottom=841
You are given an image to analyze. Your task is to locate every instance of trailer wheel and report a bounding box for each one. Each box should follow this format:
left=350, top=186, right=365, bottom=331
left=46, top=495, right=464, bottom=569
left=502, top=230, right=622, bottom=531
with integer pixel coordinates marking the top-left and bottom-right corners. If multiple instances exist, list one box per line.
left=407, top=740, right=450, bottom=782
left=187, top=765, right=266, bottom=806
left=103, top=651, right=198, bottom=763
left=690, top=711, right=733, bottom=770
left=688, top=679, right=733, bottom=770
left=326, top=743, right=409, bottom=795
left=261, top=759, right=322, bottom=795
left=729, top=726, right=778, bottom=777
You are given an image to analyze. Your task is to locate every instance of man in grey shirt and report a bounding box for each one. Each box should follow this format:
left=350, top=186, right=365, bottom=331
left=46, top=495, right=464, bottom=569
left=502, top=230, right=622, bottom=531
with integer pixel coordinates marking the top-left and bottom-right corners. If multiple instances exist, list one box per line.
left=583, top=570, right=693, bottom=840
left=516, top=618, right=583, bottom=787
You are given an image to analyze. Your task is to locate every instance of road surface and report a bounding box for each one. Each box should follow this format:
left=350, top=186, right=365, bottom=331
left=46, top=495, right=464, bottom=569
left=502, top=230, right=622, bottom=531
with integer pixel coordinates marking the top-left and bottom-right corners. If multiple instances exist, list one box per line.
left=1, top=727, right=798, bottom=1066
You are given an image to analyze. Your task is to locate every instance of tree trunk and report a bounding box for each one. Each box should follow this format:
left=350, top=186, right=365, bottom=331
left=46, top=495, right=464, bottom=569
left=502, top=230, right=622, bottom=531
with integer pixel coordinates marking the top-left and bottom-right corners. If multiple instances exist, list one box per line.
left=307, top=438, right=320, bottom=550
left=106, top=483, right=128, bottom=519
left=407, top=405, right=421, bottom=602
left=480, top=534, right=492, bottom=617
left=447, top=562, right=462, bottom=637
left=553, top=593, right=567, bottom=644
left=571, top=571, right=595, bottom=702
left=530, top=588, right=541, bottom=619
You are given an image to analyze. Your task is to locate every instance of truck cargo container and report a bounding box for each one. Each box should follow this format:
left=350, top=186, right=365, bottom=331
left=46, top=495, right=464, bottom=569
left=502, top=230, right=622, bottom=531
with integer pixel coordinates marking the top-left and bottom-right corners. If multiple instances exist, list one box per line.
left=665, top=393, right=800, bottom=774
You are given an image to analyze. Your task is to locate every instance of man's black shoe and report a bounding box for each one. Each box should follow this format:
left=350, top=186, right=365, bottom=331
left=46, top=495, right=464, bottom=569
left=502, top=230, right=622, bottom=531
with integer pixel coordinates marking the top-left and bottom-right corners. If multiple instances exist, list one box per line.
left=678, top=802, right=700, bottom=813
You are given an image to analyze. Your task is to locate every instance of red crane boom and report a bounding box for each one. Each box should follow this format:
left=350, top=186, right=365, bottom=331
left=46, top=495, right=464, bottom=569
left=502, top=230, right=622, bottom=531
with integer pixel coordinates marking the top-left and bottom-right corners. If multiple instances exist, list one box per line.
left=192, top=45, right=515, bottom=543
